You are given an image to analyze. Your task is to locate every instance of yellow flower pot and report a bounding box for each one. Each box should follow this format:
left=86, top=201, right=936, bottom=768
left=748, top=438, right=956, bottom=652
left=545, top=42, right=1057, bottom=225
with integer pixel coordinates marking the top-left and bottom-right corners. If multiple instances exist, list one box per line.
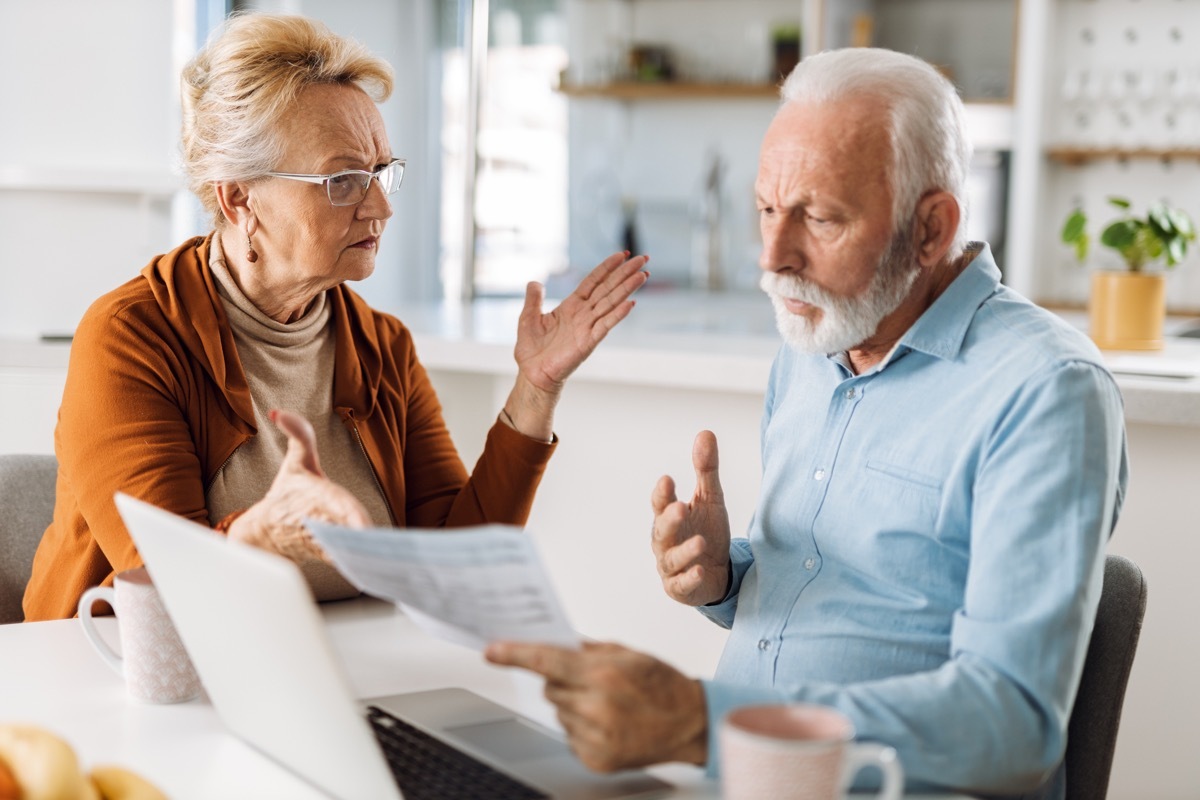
left=1088, top=270, right=1166, bottom=351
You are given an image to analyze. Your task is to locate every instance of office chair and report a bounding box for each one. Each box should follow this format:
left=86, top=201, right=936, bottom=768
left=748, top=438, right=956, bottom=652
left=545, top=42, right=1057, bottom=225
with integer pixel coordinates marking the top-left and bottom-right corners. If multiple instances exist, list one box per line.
left=0, top=454, right=57, bottom=624
left=1065, top=554, right=1148, bottom=800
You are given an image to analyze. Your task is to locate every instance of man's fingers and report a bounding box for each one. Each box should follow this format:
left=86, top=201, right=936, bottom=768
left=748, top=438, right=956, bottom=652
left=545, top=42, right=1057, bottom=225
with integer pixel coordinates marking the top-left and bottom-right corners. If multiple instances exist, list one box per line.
left=692, top=430, right=723, bottom=499
left=659, top=535, right=706, bottom=577
left=272, top=409, right=325, bottom=477
left=650, top=502, right=688, bottom=557
left=650, top=474, right=678, bottom=515
left=485, top=641, right=583, bottom=684
left=666, top=566, right=706, bottom=599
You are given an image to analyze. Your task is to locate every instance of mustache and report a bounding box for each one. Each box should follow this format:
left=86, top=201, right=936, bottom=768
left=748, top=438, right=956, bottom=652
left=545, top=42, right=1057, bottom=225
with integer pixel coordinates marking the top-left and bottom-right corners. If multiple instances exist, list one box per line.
left=759, top=271, right=842, bottom=309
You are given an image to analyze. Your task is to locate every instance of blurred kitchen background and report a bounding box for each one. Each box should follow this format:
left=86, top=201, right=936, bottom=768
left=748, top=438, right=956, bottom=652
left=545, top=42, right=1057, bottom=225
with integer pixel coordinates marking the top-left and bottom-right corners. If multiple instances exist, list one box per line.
left=3, top=5, right=1200, bottom=799
left=2, top=0, right=1198, bottom=339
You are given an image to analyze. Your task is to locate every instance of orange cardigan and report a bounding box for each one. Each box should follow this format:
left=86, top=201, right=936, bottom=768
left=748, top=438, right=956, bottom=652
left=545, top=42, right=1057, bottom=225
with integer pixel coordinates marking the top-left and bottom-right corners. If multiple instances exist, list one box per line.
left=24, top=234, right=555, bottom=621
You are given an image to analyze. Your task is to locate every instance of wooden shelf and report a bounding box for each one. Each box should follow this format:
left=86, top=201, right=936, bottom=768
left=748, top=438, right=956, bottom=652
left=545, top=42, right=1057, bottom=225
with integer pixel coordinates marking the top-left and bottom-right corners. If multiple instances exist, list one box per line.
left=558, top=81, right=780, bottom=100
left=1046, top=148, right=1200, bottom=166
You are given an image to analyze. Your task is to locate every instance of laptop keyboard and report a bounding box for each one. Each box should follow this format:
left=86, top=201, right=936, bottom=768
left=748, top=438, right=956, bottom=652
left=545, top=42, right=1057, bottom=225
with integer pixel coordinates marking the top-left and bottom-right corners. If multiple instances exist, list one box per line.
left=366, top=705, right=550, bottom=800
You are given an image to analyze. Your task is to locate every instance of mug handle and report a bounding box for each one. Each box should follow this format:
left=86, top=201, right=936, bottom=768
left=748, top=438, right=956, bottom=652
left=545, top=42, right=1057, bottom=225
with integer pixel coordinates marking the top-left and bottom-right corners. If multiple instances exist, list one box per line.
left=842, top=743, right=904, bottom=800
left=78, top=586, right=124, bottom=677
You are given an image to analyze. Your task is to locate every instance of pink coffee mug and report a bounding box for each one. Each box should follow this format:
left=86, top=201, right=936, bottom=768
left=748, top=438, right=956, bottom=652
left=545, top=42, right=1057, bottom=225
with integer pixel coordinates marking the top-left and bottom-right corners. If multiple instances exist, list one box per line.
left=720, top=704, right=903, bottom=800
left=78, top=566, right=201, bottom=704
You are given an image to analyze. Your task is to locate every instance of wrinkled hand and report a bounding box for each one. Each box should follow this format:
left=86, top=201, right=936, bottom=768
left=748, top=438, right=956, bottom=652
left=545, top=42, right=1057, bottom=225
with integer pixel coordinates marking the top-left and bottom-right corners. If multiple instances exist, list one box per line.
left=484, top=641, right=707, bottom=772
left=651, top=430, right=732, bottom=606
left=514, top=252, right=648, bottom=396
left=227, top=409, right=371, bottom=563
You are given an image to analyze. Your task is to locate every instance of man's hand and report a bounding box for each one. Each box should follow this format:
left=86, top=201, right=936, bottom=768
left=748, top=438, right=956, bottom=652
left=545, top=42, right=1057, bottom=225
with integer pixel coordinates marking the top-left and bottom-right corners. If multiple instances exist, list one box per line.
left=484, top=641, right=708, bottom=772
left=227, top=409, right=371, bottom=563
left=651, top=430, right=732, bottom=606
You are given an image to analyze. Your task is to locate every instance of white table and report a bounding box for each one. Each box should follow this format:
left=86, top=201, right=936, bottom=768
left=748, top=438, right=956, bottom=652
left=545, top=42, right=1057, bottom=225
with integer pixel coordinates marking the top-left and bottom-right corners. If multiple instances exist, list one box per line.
left=0, top=597, right=972, bottom=799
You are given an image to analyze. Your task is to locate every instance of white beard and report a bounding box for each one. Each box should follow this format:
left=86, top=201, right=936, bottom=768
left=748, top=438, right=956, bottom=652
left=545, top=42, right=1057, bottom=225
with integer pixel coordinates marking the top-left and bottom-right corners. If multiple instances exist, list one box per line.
left=760, top=233, right=920, bottom=355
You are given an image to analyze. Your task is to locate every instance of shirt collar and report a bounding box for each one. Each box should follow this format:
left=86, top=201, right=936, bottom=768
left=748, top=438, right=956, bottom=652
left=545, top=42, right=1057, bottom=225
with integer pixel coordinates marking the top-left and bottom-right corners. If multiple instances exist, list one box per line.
left=887, top=241, right=1001, bottom=364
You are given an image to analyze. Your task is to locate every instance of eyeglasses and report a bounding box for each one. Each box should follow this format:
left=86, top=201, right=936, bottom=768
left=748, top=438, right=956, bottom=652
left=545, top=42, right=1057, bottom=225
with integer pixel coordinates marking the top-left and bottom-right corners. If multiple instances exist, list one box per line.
left=266, top=158, right=406, bottom=206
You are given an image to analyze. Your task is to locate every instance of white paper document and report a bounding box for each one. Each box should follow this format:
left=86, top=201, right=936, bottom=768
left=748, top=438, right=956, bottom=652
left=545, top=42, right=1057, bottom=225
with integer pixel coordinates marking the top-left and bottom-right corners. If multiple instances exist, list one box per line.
left=307, top=522, right=579, bottom=650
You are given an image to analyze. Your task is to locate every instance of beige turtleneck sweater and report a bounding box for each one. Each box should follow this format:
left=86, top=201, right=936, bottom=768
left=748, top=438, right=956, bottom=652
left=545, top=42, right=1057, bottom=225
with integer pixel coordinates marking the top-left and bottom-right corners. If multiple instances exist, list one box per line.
left=205, top=235, right=391, bottom=600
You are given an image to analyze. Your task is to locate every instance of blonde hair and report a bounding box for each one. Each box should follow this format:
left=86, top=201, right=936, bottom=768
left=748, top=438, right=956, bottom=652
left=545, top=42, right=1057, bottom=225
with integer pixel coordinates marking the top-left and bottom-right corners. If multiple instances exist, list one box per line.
left=780, top=48, right=972, bottom=259
left=180, top=12, right=394, bottom=226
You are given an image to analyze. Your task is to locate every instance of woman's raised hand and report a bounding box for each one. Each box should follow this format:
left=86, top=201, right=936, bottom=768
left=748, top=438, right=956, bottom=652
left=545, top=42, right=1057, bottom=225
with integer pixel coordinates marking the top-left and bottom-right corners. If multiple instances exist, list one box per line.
left=503, top=252, right=649, bottom=440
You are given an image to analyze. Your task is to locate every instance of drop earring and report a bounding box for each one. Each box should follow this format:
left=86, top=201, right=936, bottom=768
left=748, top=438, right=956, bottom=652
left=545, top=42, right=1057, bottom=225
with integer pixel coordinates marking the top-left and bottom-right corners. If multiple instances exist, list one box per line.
left=246, top=234, right=259, bottom=264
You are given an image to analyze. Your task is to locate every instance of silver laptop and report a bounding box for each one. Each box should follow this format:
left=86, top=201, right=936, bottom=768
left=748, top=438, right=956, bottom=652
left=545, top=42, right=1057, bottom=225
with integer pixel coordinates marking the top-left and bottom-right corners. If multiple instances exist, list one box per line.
left=114, top=493, right=671, bottom=800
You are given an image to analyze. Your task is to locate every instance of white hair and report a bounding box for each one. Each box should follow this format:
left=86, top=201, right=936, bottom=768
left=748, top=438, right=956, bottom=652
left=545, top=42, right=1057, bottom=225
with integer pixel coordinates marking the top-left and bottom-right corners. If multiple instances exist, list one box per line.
left=779, top=48, right=973, bottom=258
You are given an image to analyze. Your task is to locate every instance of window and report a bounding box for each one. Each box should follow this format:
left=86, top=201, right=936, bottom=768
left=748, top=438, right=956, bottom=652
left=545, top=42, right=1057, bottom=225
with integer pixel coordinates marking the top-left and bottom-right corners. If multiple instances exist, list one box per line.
left=438, top=0, right=569, bottom=298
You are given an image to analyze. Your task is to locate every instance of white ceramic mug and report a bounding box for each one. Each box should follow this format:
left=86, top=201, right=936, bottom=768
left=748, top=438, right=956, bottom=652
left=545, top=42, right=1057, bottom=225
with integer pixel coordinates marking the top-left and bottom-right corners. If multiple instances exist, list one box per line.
left=720, top=703, right=904, bottom=800
left=78, top=566, right=201, bottom=704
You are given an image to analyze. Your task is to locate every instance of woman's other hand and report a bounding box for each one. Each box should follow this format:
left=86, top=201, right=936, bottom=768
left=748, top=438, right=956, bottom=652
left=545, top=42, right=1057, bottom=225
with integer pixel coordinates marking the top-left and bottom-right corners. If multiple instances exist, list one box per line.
left=227, top=409, right=371, bottom=562
left=504, top=252, right=649, bottom=440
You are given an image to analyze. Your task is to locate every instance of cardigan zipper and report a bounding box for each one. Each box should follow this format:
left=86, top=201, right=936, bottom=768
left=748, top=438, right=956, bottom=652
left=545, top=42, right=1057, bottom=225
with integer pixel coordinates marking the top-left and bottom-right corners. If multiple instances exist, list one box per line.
left=205, top=440, right=247, bottom=494
left=343, top=411, right=397, bottom=526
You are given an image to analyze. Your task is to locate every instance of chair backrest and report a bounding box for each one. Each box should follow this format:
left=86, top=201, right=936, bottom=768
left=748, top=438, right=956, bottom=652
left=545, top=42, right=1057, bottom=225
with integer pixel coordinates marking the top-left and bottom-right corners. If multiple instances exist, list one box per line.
left=0, top=454, right=58, bottom=624
left=1065, top=554, right=1148, bottom=800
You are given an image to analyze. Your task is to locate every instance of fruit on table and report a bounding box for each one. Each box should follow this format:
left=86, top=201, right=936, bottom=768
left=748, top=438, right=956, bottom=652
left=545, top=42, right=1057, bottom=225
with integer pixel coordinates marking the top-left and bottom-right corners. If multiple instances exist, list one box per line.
left=0, top=757, right=21, bottom=800
left=87, top=767, right=167, bottom=800
left=0, top=726, right=165, bottom=800
left=0, top=725, right=89, bottom=800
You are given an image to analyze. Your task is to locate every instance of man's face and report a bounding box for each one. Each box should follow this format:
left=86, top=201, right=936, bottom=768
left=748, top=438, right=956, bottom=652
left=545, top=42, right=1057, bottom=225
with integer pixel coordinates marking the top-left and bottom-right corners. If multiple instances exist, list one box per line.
left=755, top=97, right=919, bottom=354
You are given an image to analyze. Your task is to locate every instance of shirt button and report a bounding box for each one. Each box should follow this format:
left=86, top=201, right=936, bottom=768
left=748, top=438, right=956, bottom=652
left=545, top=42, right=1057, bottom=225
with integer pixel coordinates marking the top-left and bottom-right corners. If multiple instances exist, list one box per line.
left=757, top=639, right=770, bottom=651
left=804, top=557, right=816, bottom=570
left=845, top=387, right=856, bottom=399
left=813, top=469, right=826, bottom=481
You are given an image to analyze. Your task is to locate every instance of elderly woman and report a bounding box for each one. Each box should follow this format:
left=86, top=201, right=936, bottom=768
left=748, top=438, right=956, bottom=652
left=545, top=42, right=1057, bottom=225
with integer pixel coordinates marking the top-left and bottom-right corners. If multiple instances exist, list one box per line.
left=23, top=13, right=647, bottom=621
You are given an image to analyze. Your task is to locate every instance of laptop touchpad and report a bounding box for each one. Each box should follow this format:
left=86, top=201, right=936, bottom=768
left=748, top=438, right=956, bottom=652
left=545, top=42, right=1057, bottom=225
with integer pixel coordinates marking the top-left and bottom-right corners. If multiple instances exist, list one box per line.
left=446, top=718, right=570, bottom=762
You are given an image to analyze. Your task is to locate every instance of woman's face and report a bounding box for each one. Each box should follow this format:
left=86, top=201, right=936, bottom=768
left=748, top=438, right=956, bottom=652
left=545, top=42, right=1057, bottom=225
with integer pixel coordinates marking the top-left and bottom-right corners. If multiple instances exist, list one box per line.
left=249, top=82, right=394, bottom=300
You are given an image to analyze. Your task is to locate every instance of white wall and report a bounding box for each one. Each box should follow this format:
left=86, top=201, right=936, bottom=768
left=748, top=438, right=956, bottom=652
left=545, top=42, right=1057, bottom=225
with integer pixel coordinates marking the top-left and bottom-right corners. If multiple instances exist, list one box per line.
left=0, top=0, right=441, bottom=343
left=1103, top=422, right=1200, bottom=800
left=0, top=0, right=180, bottom=339
left=426, top=366, right=758, bottom=675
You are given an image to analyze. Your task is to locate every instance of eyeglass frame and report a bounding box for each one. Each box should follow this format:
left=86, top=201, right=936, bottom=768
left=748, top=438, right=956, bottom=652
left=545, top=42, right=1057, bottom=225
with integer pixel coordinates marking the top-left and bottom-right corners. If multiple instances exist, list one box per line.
left=265, top=157, right=407, bottom=207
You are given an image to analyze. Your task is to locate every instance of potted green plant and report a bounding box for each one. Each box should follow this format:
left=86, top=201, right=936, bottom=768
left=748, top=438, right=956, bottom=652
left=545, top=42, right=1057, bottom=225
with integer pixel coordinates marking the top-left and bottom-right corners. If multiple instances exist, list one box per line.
left=1061, top=196, right=1196, bottom=351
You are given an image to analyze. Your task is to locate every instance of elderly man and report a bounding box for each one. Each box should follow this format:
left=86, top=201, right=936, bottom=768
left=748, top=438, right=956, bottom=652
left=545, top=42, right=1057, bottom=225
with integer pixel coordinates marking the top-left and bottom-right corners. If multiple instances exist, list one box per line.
left=487, top=48, right=1127, bottom=799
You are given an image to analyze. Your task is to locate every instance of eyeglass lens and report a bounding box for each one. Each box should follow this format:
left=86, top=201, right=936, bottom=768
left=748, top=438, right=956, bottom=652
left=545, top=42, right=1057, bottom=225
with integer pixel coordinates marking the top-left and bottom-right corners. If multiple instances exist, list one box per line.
left=327, top=162, right=405, bottom=206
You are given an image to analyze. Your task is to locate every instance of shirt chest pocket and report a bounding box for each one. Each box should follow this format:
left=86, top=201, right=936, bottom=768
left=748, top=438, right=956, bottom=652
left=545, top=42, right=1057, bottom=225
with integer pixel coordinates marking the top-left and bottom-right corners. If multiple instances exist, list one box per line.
left=853, top=459, right=944, bottom=534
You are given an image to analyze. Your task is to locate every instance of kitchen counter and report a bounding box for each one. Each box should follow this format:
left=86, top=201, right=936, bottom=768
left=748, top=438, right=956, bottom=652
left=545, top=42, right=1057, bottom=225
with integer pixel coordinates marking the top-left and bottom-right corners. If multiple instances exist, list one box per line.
left=5, top=290, right=1200, bottom=426
left=388, top=290, right=1200, bottom=427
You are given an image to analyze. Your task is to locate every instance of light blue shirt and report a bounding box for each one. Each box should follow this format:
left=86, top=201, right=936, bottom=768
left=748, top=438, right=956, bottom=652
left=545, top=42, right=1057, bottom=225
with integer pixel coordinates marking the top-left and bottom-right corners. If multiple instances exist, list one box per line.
left=700, top=245, right=1128, bottom=799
